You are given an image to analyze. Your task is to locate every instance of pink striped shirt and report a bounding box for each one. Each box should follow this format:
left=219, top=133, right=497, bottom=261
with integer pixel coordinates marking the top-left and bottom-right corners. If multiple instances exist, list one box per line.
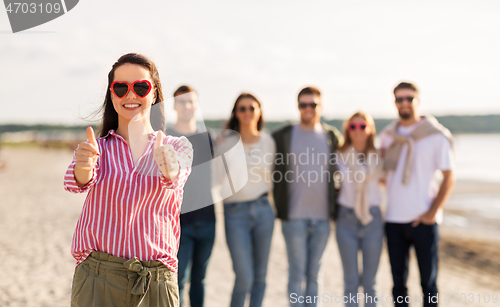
left=64, top=130, right=193, bottom=272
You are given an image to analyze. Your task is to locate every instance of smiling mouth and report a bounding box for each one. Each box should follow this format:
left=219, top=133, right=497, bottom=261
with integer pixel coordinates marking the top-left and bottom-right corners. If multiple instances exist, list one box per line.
left=123, top=104, right=141, bottom=109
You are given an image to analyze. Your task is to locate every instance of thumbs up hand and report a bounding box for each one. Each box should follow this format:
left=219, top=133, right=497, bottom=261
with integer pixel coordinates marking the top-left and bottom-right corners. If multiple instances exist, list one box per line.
left=74, top=126, right=100, bottom=186
left=154, top=130, right=180, bottom=180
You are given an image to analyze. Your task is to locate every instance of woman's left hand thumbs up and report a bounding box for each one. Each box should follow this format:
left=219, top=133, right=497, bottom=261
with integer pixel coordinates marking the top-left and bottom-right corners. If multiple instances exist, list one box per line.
left=154, top=130, right=179, bottom=180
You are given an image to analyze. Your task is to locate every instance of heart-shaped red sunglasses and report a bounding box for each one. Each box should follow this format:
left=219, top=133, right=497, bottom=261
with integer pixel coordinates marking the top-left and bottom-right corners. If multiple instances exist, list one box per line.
left=110, top=80, right=154, bottom=98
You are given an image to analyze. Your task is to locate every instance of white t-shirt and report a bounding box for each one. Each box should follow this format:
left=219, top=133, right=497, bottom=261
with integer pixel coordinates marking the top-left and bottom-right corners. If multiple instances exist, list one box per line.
left=379, top=120, right=455, bottom=223
left=217, top=132, right=276, bottom=204
left=337, top=150, right=382, bottom=209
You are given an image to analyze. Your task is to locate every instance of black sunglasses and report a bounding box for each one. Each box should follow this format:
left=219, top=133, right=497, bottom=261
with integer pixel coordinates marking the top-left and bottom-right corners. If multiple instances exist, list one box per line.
left=298, top=102, right=318, bottom=109
left=238, top=106, right=255, bottom=113
left=395, top=96, right=415, bottom=103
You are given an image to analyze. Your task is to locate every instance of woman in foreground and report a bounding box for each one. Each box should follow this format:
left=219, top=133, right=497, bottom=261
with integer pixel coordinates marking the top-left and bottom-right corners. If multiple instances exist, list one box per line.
left=64, top=53, right=193, bottom=307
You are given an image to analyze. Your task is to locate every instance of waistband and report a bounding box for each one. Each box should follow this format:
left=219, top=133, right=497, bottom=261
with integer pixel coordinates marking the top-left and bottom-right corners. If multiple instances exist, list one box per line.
left=85, top=252, right=171, bottom=306
left=338, top=204, right=380, bottom=211
left=224, top=192, right=269, bottom=205
left=90, top=251, right=164, bottom=268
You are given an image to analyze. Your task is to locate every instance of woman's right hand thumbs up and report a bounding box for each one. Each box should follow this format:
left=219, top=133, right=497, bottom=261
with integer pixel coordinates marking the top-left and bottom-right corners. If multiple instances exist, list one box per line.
left=74, top=126, right=100, bottom=186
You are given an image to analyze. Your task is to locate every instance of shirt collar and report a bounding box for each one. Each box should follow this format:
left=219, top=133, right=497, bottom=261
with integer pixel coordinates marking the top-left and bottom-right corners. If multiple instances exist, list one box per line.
left=102, top=129, right=116, bottom=139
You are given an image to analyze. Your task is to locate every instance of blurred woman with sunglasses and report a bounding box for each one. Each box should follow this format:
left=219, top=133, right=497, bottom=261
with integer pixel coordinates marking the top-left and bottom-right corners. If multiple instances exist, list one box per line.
left=64, top=53, right=193, bottom=307
left=214, top=93, right=276, bottom=307
left=335, top=111, right=384, bottom=307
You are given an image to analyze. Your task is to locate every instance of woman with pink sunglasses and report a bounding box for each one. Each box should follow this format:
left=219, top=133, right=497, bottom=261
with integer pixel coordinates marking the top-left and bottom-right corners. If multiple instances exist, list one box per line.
left=64, top=53, right=193, bottom=307
left=335, top=111, right=384, bottom=307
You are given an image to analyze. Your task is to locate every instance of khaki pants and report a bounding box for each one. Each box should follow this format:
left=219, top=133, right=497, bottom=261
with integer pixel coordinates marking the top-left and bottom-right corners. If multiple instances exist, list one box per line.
left=71, top=252, right=179, bottom=307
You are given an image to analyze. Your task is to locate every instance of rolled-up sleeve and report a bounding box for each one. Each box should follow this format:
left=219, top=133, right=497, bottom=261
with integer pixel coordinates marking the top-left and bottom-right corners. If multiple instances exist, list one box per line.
left=64, top=152, right=100, bottom=193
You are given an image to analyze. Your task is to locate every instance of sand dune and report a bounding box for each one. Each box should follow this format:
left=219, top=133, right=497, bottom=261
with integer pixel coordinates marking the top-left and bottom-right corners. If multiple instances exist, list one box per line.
left=0, top=147, right=498, bottom=307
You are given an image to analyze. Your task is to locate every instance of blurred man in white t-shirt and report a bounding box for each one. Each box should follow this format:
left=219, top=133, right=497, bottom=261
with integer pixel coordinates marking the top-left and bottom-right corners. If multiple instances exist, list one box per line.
left=380, top=82, right=455, bottom=307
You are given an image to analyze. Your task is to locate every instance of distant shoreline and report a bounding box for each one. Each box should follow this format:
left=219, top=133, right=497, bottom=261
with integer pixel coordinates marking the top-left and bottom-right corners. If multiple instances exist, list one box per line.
left=2, top=114, right=500, bottom=135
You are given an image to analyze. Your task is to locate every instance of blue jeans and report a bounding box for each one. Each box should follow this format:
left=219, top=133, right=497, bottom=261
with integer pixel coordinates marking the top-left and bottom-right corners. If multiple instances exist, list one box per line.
left=224, top=195, right=275, bottom=307
left=282, top=219, right=331, bottom=307
left=385, top=222, right=439, bottom=307
left=336, top=206, right=383, bottom=307
left=177, top=221, right=216, bottom=307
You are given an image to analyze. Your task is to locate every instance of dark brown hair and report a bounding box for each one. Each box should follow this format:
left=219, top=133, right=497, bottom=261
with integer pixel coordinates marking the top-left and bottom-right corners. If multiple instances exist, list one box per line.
left=298, top=86, right=321, bottom=101
left=339, top=111, right=377, bottom=155
left=97, top=53, right=164, bottom=137
left=393, top=82, right=419, bottom=96
left=224, top=93, right=264, bottom=132
left=173, top=85, right=196, bottom=98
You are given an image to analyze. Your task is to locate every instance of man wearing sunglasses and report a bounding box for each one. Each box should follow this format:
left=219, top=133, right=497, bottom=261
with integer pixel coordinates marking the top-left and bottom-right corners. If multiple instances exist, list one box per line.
left=380, top=82, right=455, bottom=307
left=272, top=86, right=343, bottom=306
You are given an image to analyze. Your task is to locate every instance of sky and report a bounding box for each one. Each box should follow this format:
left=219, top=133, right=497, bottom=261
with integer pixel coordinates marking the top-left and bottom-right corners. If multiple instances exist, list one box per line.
left=1, top=0, right=499, bottom=125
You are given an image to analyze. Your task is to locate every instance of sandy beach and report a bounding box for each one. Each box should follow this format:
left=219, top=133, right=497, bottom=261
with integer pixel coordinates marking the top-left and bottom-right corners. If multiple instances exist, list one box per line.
left=0, top=147, right=499, bottom=307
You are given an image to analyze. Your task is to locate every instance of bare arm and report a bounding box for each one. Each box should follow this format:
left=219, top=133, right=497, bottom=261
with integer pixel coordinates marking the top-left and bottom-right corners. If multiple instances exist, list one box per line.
left=412, top=170, right=455, bottom=227
left=429, top=170, right=455, bottom=215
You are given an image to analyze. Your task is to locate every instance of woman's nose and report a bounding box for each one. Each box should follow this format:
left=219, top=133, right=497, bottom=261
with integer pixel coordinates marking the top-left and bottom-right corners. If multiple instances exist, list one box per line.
left=126, top=88, right=137, bottom=99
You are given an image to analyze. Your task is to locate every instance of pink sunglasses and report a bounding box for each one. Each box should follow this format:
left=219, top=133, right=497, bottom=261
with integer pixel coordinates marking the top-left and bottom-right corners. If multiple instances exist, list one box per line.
left=348, top=122, right=367, bottom=131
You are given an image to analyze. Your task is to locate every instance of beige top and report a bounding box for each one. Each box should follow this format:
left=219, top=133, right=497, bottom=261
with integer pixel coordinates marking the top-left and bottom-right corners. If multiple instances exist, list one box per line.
left=382, top=116, right=454, bottom=185
left=338, top=146, right=384, bottom=225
